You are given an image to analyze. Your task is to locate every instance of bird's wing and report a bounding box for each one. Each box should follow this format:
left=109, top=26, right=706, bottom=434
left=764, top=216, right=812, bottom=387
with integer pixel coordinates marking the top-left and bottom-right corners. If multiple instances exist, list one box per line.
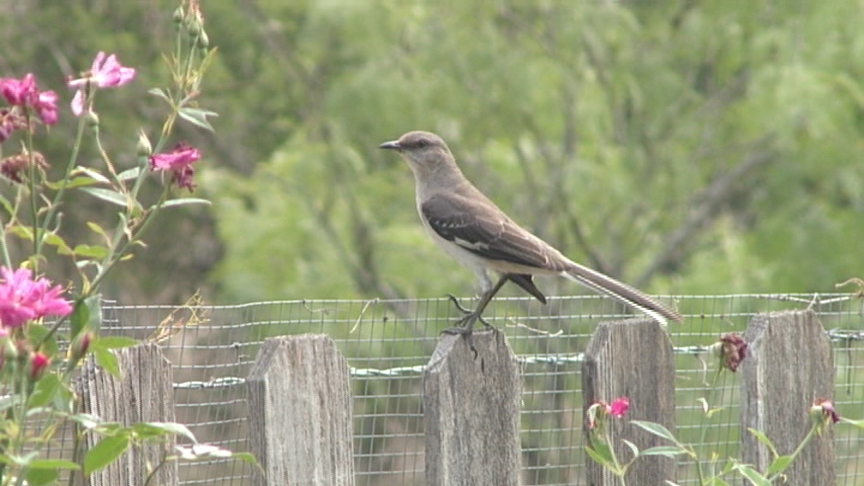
left=421, top=193, right=564, bottom=271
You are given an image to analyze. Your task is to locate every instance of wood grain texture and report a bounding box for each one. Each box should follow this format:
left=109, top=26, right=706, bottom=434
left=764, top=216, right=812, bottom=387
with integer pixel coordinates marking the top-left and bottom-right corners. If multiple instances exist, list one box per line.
left=423, top=330, right=522, bottom=486
left=741, top=310, right=835, bottom=485
left=582, top=318, right=676, bottom=485
left=77, top=343, right=177, bottom=486
left=246, top=334, right=355, bottom=486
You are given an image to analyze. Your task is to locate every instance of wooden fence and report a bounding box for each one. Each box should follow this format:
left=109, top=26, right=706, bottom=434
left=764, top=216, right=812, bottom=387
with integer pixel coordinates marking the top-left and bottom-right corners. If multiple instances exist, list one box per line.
left=75, top=309, right=836, bottom=485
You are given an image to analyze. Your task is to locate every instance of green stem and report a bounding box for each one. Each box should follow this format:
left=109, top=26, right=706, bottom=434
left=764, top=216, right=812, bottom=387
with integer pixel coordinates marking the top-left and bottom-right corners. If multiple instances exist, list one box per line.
left=36, top=187, right=169, bottom=349
left=35, top=114, right=87, bottom=258
left=693, top=368, right=723, bottom=484
left=24, top=120, right=39, bottom=269
left=766, top=423, right=818, bottom=483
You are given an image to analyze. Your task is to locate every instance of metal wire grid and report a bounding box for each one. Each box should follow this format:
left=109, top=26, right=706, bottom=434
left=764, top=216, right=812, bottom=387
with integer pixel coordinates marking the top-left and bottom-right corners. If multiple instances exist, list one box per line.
left=96, top=293, right=863, bottom=485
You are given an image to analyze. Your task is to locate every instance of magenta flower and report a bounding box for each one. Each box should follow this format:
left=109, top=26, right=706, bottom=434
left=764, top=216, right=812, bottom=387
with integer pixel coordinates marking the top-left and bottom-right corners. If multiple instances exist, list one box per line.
left=608, top=397, right=629, bottom=417
left=0, top=75, right=37, bottom=106
left=0, top=267, right=72, bottom=328
left=587, top=396, right=630, bottom=430
left=68, top=52, right=136, bottom=116
left=0, top=74, right=59, bottom=127
left=149, top=142, right=202, bottom=190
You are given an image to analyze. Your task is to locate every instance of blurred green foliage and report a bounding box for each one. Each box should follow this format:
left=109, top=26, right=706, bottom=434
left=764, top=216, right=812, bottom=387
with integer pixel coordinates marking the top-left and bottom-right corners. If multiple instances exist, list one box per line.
left=1, top=0, right=862, bottom=310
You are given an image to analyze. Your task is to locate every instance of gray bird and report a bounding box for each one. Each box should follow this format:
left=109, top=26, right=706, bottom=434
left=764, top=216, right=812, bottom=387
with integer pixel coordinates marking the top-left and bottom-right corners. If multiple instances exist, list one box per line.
left=380, top=130, right=682, bottom=335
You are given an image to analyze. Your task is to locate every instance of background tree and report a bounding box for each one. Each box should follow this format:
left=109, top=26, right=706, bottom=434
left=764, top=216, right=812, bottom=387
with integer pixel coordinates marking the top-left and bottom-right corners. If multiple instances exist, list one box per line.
left=1, top=0, right=861, bottom=310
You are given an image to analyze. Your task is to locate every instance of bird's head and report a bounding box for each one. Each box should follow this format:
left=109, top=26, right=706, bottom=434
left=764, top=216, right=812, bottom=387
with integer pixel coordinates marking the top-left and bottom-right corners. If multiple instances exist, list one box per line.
left=379, top=131, right=455, bottom=175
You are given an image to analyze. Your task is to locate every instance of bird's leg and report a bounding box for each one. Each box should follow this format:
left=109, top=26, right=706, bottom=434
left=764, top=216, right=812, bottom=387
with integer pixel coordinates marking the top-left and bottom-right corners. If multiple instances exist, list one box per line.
left=445, top=294, right=494, bottom=328
left=442, top=275, right=509, bottom=336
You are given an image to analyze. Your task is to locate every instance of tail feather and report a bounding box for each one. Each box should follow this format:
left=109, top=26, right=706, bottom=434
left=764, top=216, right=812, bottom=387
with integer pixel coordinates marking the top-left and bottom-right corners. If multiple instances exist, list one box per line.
left=560, top=263, right=682, bottom=325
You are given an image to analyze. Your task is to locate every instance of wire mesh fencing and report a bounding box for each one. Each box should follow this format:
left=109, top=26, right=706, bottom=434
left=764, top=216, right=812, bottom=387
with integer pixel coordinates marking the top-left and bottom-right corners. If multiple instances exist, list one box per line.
left=96, top=293, right=864, bottom=485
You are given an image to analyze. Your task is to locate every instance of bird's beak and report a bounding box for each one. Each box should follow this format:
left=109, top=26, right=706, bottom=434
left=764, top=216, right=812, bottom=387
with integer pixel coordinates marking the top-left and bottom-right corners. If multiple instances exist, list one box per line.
left=378, top=140, right=401, bottom=150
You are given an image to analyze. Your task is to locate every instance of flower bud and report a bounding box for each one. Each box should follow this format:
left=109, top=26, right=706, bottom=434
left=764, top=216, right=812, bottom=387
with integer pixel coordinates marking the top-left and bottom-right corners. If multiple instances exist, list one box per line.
left=137, top=130, right=153, bottom=157
left=173, top=6, right=185, bottom=26
left=197, top=30, right=209, bottom=49
left=29, top=352, right=49, bottom=382
left=85, top=111, right=100, bottom=128
left=68, top=332, right=92, bottom=365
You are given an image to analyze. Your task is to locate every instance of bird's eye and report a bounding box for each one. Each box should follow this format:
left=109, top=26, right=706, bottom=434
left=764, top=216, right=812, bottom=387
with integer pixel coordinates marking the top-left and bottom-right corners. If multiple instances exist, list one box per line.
left=415, top=139, right=429, bottom=148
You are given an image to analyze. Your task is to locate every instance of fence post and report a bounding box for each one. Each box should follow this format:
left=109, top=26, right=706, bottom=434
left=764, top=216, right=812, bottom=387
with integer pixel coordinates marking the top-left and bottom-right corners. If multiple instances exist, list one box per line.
left=246, top=334, right=355, bottom=486
left=76, top=342, right=177, bottom=486
left=423, top=330, right=522, bottom=486
left=740, top=310, right=835, bottom=484
left=582, top=318, right=676, bottom=485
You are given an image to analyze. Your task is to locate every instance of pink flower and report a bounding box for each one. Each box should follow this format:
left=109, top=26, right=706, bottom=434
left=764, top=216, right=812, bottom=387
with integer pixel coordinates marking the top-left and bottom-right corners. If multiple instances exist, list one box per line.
left=149, top=142, right=202, bottom=190
left=608, top=397, right=629, bottom=417
left=29, top=352, right=49, bottom=381
left=0, top=267, right=72, bottom=328
left=587, top=396, right=630, bottom=430
left=68, top=52, right=136, bottom=116
left=35, top=90, right=59, bottom=125
left=0, top=74, right=59, bottom=126
left=0, top=74, right=37, bottom=106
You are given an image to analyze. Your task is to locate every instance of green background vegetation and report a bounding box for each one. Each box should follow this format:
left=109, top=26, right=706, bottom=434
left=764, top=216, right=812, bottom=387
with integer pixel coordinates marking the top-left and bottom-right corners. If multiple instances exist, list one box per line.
left=1, top=0, right=862, bottom=308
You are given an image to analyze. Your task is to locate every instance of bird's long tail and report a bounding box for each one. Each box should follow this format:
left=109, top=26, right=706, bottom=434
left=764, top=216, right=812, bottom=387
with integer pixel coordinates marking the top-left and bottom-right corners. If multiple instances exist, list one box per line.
left=560, top=263, right=682, bottom=325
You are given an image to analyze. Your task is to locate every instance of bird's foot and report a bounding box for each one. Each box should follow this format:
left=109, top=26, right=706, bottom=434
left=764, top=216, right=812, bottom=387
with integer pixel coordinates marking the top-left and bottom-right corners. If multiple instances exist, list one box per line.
left=442, top=297, right=498, bottom=359
left=445, top=294, right=495, bottom=329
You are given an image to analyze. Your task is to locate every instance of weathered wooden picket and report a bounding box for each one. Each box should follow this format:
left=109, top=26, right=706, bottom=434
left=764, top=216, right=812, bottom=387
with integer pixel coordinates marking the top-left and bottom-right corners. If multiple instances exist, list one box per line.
left=72, top=309, right=839, bottom=485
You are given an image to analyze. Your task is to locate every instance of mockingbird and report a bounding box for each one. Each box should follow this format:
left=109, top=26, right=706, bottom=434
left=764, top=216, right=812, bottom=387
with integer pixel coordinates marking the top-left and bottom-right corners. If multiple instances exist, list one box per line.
left=380, top=130, right=682, bottom=335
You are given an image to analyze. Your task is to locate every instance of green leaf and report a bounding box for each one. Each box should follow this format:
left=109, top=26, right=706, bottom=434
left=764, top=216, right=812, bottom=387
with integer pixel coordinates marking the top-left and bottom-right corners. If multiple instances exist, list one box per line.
left=84, top=435, right=129, bottom=475
left=7, top=225, right=34, bottom=242
left=705, top=478, right=732, bottom=486
left=765, top=455, right=793, bottom=476
left=26, top=324, right=58, bottom=356
left=640, top=446, right=689, bottom=458
left=67, top=413, right=103, bottom=430
left=73, top=167, right=110, bottom=184
left=45, top=176, right=100, bottom=190
left=43, top=233, right=74, bottom=255
left=0, top=192, right=13, bottom=216
left=148, top=87, right=170, bottom=101
left=587, top=433, right=616, bottom=467
left=229, top=452, right=258, bottom=466
left=734, top=463, right=771, bottom=486
left=93, top=348, right=120, bottom=377
left=70, top=300, right=89, bottom=338
left=161, top=198, right=212, bottom=208
left=117, top=167, right=141, bottom=181
left=840, top=418, right=864, bottom=428
left=584, top=444, right=616, bottom=470
left=25, top=467, right=58, bottom=486
left=26, top=459, right=80, bottom=470
left=96, top=336, right=138, bottom=349
left=86, top=221, right=110, bottom=241
left=28, top=373, right=61, bottom=409
left=132, top=422, right=197, bottom=442
left=71, top=295, right=101, bottom=338
left=79, top=188, right=130, bottom=208
left=73, top=244, right=109, bottom=259
left=178, top=107, right=218, bottom=131
left=622, top=439, right=640, bottom=458
left=747, top=428, right=779, bottom=457
left=631, top=420, right=682, bottom=446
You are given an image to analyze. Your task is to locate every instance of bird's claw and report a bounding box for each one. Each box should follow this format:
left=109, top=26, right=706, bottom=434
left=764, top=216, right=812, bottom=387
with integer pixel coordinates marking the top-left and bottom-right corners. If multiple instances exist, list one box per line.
left=445, top=294, right=494, bottom=329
